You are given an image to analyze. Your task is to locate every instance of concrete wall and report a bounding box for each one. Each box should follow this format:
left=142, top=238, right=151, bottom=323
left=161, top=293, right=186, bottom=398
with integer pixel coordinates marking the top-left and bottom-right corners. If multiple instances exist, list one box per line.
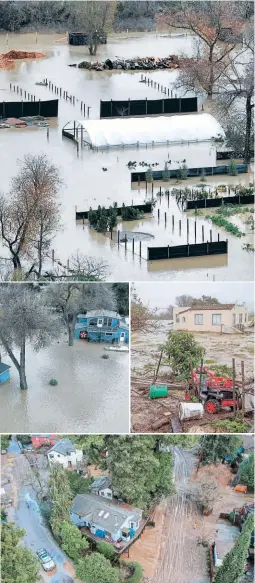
left=173, top=306, right=248, bottom=333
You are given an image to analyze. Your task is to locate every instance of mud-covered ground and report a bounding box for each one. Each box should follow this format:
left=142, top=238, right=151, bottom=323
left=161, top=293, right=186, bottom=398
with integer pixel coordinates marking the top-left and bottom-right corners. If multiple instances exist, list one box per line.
left=131, top=321, right=254, bottom=433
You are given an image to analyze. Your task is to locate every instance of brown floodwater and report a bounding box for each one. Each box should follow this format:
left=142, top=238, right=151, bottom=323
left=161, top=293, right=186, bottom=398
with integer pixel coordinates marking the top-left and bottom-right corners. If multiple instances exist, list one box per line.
left=0, top=337, right=129, bottom=433
left=0, top=32, right=253, bottom=281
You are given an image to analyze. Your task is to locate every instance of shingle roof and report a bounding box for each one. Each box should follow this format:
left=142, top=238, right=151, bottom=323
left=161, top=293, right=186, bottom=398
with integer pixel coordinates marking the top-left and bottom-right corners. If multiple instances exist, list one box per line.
left=0, top=363, right=10, bottom=374
left=47, top=438, right=76, bottom=456
left=78, top=311, right=120, bottom=318
left=72, top=493, right=142, bottom=534
left=90, top=477, right=111, bottom=491
left=178, top=304, right=236, bottom=314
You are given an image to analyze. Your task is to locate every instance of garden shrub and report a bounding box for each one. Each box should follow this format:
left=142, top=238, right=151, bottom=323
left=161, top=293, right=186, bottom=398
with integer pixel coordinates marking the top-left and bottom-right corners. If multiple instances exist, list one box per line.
left=228, top=159, right=238, bottom=176
left=49, top=379, right=58, bottom=386
left=121, top=561, right=143, bottom=583
left=97, top=541, right=117, bottom=561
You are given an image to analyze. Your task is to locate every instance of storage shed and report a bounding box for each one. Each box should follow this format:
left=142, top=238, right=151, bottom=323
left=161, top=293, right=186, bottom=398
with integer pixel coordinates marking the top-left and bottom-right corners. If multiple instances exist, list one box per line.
left=0, top=363, right=11, bottom=385
left=63, top=113, right=225, bottom=151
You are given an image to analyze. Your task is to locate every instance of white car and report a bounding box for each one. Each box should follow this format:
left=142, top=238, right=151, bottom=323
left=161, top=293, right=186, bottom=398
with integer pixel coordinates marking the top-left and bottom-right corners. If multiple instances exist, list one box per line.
left=36, top=548, right=56, bottom=571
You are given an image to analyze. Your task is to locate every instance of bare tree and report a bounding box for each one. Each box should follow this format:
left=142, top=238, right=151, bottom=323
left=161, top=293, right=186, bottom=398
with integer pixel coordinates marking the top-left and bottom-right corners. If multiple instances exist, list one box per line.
left=43, top=251, right=109, bottom=281
left=0, top=284, right=61, bottom=389
left=158, top=1, right=243, bottom=97
left=189, top=474, right=219, bottom=515
left=131, top=287, right=158, bottom=333
left=0, top=155, right=62, bottom=279
left=45, top=282, right=116, bottom=346
left=213, top=57, right=254, bottom=163
left=72, top=1, right=116, bottom=55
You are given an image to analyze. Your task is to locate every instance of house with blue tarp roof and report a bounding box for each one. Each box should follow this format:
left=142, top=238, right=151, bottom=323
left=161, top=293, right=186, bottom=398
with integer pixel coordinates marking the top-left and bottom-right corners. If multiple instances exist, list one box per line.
left=0, top=363, right=11, bottom=385
left=74, top=310, right=129, bottom=343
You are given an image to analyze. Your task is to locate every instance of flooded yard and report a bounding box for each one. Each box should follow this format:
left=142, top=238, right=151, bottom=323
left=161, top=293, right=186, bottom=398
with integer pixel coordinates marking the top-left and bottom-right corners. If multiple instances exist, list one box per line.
left=0, top=337, right=129, bottom=433
left=0, top=32, right=253, bottom=281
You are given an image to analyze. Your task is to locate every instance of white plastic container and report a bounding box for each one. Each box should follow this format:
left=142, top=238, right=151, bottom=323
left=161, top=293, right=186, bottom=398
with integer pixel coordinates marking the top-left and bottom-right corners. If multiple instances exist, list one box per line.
left=179, top=402, right=204, bottom=421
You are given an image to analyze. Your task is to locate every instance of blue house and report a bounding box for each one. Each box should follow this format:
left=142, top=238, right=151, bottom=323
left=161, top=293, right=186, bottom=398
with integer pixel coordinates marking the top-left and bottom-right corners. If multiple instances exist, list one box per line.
left=0, top=363, right=11, bottom=385
left=74, top=310, right=129, bottom=343
left=71, top=493, right=142, bottom=543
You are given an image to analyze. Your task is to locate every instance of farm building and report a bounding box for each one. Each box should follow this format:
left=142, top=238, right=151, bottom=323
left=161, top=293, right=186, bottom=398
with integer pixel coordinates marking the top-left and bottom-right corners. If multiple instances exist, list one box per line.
left=46, top=438, right=83, bottom=469
left=90, top=476, right=113, bottom=500
left=71, top=492, right=142, bottom=542
left=0, top=363, right=11, bottom=385
left=31, top=435, right=58, bottom=449
left=75, top=311, right=129, bottom=343
left=173, top=304, right=249, bottom=333
left=63, top=112, right=225, bottom=153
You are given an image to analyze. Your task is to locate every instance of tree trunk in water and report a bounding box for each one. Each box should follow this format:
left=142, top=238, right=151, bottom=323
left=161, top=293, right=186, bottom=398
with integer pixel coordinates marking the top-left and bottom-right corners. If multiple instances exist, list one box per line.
left=12, top=254, right=22, bottom=270
left=244, top=96, right=252, bottom=164
left=19, top=337, right=28, bottom=390
left=68, top=323, right=74, bottom=346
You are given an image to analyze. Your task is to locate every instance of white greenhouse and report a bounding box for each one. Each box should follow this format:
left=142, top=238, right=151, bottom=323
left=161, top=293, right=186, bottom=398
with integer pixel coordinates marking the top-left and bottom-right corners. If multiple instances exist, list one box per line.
left=63, top=113, right=225, bottom=151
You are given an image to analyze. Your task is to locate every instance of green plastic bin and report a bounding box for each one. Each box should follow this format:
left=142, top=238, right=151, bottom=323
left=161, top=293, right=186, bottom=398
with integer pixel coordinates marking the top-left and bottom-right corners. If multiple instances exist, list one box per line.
left=149, top=385, right=168, bottom=399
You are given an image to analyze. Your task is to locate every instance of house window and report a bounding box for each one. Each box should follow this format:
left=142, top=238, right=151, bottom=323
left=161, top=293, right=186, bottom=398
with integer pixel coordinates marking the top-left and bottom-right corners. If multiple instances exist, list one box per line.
left=233, top=314, right=236, bottom=325
left=239, top=314, right=243, bottom=324
left=105, top=332, right=113, bottom=336
left=106, top=492, right=111, bottom=498
left=101, top=491, right=105, bottom=496
left=212, top=314, right=221, bottom=325
left=245, top=313, right=247, bottom=322
left=49, top=454, right=54, bottom=458
left=107, top=319, right=112, bottom=327
left=130, top=521, right=139, bottom=529
left=103, top=318, right=108, bottom=325
left=194, top=314, right=203, bottom=325
left=176, top=315, right=180, bottom=323
left=89, top=318, right=97, bottom=326
left=182, top=317, right=185, bottom=322
left=97, top=318, right=103, bottom=326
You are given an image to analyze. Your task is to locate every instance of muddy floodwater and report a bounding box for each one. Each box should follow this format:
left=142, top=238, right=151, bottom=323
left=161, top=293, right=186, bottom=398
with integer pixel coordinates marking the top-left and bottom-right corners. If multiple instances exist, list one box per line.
left=0, top=32, right=254, bottom=281
left=0, top=337, right=129, bottom=433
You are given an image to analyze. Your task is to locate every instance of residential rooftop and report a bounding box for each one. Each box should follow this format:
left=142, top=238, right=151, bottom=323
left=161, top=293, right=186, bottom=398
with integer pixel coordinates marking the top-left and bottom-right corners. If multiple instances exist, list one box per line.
left=47, top=438, right=76, bottom=456
left=72, top=493, right=142, bottom=534
left=178, top=304, right=237, bottom=314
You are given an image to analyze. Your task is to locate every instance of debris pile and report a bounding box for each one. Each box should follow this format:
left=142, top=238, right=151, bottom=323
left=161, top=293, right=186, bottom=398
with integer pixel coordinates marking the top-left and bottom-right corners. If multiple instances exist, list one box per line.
left=76, top=55, right=180, bottom=71
left=0, top=50, right=45, bottom=69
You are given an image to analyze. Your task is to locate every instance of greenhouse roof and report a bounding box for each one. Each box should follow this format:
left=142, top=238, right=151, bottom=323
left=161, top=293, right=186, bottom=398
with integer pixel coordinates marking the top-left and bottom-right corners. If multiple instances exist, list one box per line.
left=69, top=113, right=225, bottom=149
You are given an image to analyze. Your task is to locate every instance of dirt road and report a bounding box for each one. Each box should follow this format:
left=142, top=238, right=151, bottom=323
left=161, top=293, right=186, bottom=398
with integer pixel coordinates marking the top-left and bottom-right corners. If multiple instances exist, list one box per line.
left=154, top=448, right=209, bottom=583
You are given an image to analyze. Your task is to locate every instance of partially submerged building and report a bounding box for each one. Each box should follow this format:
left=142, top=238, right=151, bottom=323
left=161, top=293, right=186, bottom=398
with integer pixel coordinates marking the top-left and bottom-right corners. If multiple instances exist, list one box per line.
left=63, top=112, right=225, bottom=156
left=71, top=492, right=142, bottom=542
left=0, top=363, right=11, bottom=385
left=173, top=304, right=249, bottom=333
left=75, top=311, right=129, bottom=343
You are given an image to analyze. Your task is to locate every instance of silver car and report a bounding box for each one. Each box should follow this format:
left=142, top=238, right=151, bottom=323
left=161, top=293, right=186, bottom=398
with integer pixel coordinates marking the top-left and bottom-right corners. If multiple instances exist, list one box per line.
left=36, top=548, right=56, bottom=571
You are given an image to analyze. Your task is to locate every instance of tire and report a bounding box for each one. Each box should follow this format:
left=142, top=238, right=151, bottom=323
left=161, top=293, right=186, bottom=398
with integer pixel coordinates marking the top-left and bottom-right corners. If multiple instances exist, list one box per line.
left=205, top=399, right=219, bottom=414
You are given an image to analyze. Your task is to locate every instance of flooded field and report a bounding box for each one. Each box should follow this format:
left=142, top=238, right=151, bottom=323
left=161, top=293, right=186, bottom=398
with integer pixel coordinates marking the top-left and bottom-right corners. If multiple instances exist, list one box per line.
left=0, top=336, right=129, bottom=433
left=0, top=32, right=253, bottom=281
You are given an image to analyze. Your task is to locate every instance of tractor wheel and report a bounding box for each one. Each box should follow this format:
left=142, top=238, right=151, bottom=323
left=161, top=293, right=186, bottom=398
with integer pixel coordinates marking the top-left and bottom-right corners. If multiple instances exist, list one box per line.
left=205, top=400, right=219, bottom=414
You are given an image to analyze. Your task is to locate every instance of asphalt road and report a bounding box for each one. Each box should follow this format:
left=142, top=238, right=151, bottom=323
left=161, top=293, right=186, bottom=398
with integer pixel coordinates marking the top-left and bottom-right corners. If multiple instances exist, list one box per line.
left=8, top=439, right=74, bottom=583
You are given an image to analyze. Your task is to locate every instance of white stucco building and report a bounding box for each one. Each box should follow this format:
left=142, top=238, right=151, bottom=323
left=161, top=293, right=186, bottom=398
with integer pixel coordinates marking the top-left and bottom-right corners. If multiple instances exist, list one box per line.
left=46, top=438, right=83, bottom=469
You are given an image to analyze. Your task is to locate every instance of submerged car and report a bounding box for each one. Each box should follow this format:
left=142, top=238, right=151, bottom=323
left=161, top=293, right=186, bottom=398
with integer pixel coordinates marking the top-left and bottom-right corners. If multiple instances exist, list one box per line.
left=36, top=548, right=56, bottom=571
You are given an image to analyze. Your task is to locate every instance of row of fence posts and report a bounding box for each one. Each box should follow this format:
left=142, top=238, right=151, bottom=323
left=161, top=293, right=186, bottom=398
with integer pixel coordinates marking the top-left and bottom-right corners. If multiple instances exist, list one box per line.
left=116, top=230, right=142, bottom=258
left=43, top=78, right=91, bottom=118
left=140, top=74, right=176, bottom=98
left=156, top=208, right=218, bottom=244
left=9, top=83, right=37, bottom=102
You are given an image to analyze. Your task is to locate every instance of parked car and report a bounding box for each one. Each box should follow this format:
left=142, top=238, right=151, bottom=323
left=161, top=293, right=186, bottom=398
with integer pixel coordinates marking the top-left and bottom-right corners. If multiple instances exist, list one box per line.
left=36, top=548, right=56, bottom=571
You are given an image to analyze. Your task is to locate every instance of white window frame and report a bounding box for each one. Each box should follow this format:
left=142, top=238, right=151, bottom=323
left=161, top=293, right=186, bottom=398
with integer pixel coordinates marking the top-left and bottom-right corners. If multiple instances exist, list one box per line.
left=212, top=314, right=221, bottom=325
left=97, top=318, right=103, bottom=327
left=194, top=314, right=203, bottom=325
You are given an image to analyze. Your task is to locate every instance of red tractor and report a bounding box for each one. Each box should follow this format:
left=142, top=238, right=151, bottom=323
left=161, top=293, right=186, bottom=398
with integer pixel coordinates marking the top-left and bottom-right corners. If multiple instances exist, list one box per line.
left=186, top=366, right=242, bottom=414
